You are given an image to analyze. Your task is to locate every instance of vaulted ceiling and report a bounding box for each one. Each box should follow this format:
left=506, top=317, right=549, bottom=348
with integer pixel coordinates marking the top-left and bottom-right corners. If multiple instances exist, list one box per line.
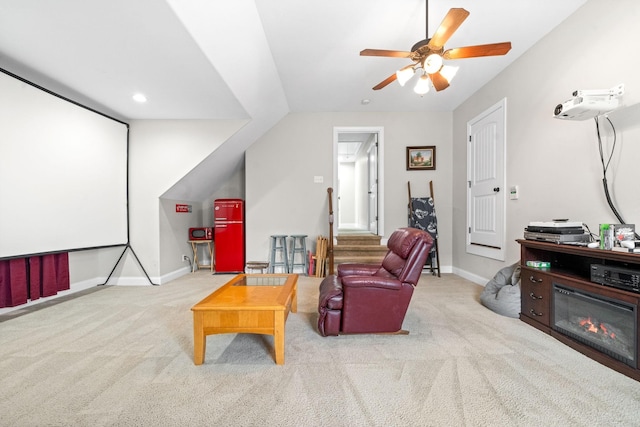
left=0, top=0, right=588, bottom=201
left=0, top=0, right=587, bottom=121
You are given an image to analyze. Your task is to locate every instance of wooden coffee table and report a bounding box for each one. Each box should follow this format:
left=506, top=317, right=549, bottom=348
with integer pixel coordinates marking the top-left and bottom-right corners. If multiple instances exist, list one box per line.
left=191, top=274, right=298, bottom=365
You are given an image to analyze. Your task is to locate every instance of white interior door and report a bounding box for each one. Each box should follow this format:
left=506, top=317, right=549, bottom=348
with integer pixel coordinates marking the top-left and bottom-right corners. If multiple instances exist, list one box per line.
left=466, top=98, right=506, bottom=261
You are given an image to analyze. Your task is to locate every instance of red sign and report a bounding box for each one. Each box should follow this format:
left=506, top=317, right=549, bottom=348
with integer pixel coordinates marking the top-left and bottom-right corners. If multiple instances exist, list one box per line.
left=176, top=204, right=192, bottom=213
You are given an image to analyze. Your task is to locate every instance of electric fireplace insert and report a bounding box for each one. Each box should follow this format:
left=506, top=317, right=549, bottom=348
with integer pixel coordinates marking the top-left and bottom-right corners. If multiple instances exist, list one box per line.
left=553, top=283, right=637, bottom=368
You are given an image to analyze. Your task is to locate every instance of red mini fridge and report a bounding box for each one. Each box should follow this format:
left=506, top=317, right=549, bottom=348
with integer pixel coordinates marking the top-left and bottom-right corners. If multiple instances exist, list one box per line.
left=213, top=199, right=245, bottom=273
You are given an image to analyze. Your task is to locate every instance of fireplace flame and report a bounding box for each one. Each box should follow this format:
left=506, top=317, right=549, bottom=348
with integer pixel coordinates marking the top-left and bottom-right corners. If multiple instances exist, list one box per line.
left=579, top=317, right=616, bottom=339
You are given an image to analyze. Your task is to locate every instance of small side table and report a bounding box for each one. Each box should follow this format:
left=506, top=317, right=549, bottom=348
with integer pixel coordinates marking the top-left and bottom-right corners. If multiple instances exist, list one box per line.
left=189, top=240, right=214, bottom=272
left=246, top=261, right=269, bottom=274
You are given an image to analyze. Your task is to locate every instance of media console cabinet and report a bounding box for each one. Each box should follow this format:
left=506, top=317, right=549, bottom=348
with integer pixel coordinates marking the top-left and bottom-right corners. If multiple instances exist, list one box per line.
left=518, top=239, right=640, bottom=382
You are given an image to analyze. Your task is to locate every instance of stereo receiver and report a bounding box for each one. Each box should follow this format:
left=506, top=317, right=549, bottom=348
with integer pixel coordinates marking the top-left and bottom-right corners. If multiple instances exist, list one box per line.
left=590, top=264, right=640, bottom=293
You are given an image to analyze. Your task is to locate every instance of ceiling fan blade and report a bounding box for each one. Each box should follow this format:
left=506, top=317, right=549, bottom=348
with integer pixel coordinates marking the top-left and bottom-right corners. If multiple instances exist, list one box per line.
left=443, top=42, right=512, bottom=59
left=427, top=8, right=470, bottom=51
left=429, top=72, right=450, bottom=92
left=360, top=49, right=412, bottom=58
left=372, top=73, right=398, bottom=90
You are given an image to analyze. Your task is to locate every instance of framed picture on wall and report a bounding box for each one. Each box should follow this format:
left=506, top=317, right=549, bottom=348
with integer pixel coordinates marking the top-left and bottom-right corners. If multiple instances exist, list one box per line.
left=406, top=146, right=436, bottom=170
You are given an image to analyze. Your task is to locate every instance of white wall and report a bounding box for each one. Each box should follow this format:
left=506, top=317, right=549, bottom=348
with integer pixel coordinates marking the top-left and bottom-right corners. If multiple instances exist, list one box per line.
left=338, top=162, right=356, bottom=226
left=245, top=111, right=453, bottom=269
left=68, top=248, right=120, bottom=286
left=452, top=0, right=640, bottom=283
left=159, top=197, right=204, bottom=278
left=119, top=119, right=246, bottom=283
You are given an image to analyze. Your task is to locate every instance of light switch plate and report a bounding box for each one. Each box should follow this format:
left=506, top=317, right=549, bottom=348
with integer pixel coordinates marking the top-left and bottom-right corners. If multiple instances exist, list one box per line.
left=510, top=185, right=519, bottom=200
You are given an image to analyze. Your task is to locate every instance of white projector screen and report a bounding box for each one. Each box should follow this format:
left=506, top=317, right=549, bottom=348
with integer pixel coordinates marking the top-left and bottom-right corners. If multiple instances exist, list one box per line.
left=0, top=69, right=129, bottom=259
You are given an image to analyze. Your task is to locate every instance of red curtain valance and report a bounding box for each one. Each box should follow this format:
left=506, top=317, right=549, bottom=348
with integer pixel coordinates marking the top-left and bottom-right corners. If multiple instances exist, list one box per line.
left=0, top=253, right=70, bottom=308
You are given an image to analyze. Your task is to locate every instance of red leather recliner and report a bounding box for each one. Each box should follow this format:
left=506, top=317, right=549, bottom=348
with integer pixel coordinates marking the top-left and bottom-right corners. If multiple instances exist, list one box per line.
left=317, top=227, right=433, bottom=336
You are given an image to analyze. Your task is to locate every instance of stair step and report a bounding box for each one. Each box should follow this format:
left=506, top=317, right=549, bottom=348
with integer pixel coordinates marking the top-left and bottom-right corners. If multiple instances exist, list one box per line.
left=329, top=232, right=387, bottom=266
left=336, top=234, right=381, bottom=246
left=333, top=249, right=387, bottom=258
left=332, top=244, right=388, bottom=252
left=334, top=255, right=385, bottom=265
left=332, top=243, right=387, bottom=265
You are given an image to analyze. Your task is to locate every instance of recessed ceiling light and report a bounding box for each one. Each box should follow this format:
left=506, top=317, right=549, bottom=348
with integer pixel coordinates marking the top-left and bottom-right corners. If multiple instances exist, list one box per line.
left=132, top=93, right=147, bottom=103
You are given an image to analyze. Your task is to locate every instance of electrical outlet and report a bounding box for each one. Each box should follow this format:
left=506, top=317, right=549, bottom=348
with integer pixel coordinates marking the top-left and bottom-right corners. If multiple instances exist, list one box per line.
left=182, top=254, right=189, bottom=262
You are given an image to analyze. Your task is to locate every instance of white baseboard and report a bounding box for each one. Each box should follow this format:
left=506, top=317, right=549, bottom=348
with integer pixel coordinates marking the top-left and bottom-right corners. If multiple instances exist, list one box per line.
left=451, top=266, right=489, bottom=287
left=159, top=266, right=194, bottom=284
left=102, top=266, right=192, bottom=286
left=421, top=265, right=453, bottom=273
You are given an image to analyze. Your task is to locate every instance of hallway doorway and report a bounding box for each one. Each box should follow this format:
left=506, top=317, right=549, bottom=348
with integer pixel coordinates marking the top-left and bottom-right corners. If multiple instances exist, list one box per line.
left=333, top=127, right=384, bottom=237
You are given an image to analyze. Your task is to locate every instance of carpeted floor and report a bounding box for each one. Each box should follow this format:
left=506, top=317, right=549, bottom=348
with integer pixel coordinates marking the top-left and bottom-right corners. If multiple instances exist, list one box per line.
left=0, top=272, right=639, bottom=426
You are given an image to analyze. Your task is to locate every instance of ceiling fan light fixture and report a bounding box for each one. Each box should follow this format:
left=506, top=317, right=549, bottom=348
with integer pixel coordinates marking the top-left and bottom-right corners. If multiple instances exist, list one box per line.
left=361, top=4, right=511, bottom=95
left=423, top=53, right=443, bottom=74
left=396, top=66, right=415, bottom=86
left=439, top=65, right=459, bottom=83
left=414, top=74, right=431, bottom=95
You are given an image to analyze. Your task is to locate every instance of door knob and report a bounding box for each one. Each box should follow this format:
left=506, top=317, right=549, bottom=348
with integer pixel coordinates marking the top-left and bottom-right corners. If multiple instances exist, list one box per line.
left=493, top=187, right=500, bottom=192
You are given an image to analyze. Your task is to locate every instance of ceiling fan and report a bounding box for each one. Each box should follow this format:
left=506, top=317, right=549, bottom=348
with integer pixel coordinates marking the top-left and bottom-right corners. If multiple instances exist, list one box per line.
left=360, top=1, right=512, bottom=94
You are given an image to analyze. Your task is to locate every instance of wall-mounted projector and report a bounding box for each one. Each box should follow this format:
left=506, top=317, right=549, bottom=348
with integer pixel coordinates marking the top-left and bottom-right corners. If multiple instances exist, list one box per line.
left=553, top=84, right=624, bottom=121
